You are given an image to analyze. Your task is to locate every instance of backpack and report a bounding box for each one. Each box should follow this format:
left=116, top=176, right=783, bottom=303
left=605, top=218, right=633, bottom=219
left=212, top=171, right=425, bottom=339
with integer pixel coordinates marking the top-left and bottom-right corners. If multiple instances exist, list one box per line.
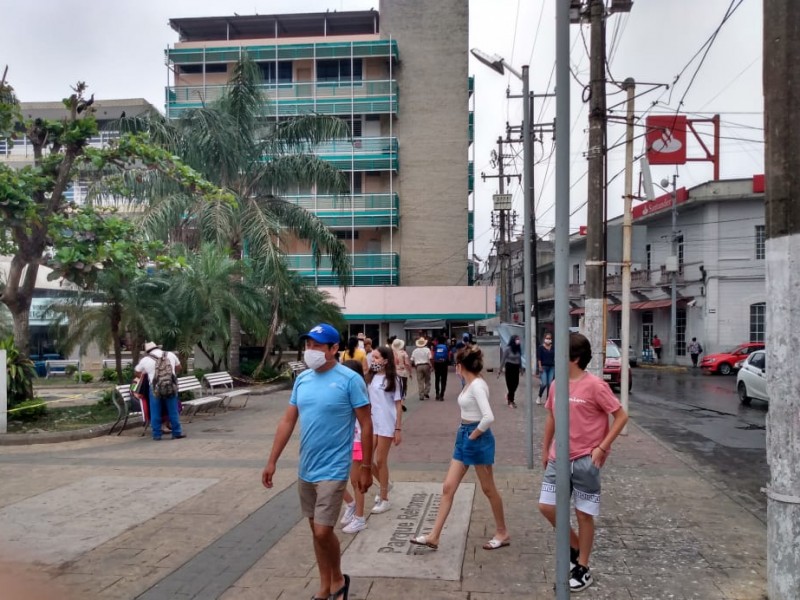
left=151, top=353, right=178, bottom=399
left=698, top=344, right=703, bottom=353
left=434, top=343, right=449, bottom=363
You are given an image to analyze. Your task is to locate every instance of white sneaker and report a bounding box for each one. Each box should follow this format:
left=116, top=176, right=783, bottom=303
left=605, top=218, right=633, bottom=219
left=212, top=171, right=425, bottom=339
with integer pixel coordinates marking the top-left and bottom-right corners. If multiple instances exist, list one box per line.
left=340, top=502, right=356, bottom=526
left=372, top=499, right=392, bottom=514
left=374, top=481, right=394, bottom=504
left=536, top=396, right=542, bottom=405
left=342, top=516, right=367, bottom=534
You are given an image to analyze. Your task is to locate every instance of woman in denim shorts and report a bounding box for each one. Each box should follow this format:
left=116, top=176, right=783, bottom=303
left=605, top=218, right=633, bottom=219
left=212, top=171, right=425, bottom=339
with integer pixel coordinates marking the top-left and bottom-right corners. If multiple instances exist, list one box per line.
left=410, top=346, right=511, bottom=551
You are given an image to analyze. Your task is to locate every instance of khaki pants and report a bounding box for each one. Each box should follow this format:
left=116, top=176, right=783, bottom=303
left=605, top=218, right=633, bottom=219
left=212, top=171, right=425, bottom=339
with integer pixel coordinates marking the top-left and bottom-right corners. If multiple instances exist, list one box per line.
left=415, top=364, right=431, bottom=399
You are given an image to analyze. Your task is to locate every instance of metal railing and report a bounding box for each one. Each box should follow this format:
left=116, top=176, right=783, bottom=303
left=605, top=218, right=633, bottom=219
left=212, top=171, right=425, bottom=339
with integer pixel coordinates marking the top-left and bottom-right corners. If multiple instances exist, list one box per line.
left=0, top=131, right=119, bottom=160
left=282, top=193, right=398, bottom=228
left=286, top=252, right=399, bottom=286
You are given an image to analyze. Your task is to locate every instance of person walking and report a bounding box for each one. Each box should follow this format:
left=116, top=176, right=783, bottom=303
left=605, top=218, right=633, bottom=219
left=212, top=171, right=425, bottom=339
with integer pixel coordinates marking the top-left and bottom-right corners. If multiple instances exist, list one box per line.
left=537, top=333, right=555, bottom=404
left=339, top=359, right=370, bottom=534
left=499, top=335, right=522, bottom=408
left=340, top=335, right=369, bottom=374
left=392, top=338, right=412, bottom=412
left=410, top=337, right=432, bottom=400
left=409, top=345, right=510, bottom=551
left=134, top=341, right=184, bottom=441
left=652, top=334, right=662, bottom=363
left=262, top=323, right=373, bottom=600
left=687, top=337, right=703, bottom=368
left=538, top=333, right=629, bottom=592
left=367, top=345, right=403, bottom=514
left=432, top=336, right=451, bottom=400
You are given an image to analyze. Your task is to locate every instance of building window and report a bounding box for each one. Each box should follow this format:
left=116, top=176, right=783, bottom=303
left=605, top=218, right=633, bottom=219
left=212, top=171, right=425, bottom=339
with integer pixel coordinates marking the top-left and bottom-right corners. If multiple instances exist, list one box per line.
left=317, top=59, right=363, bottom=83
left=750, top=302, right=766, bottom=342
left=348, top=172, right=363, bottom=194
left=677, top=235, right=684, bottom=274
left=676, top=308, right=686, bottom=356
left=336, top=230, right=360, bottom=240
left=755, top=225, right=766, bottom=260
left=258, top=61, right=292, bottom=84
left=341, top=116, right=363, bottom=138
left=572, top=264, right=580, bottom=284
left=645, top=244, right=651, bottom=272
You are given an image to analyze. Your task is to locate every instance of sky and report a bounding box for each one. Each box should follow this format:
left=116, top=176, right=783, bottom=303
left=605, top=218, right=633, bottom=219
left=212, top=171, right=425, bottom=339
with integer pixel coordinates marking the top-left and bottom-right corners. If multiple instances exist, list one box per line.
left=0, top=0, right=763, bottom=266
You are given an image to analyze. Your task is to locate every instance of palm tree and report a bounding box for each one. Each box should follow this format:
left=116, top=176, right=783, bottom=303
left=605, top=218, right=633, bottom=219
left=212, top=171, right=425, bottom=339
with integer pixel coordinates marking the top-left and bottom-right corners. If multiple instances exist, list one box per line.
left=127, top=57, right=353, bottom=374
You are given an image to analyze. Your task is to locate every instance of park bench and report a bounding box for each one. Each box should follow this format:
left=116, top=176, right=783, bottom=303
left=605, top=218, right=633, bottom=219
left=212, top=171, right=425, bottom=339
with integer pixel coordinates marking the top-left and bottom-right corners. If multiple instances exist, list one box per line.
left=102, top=358, right=133, bottom=370
left=178, top=376, right=224, bottom=421
left=203, top=371, right=252, bottom=409
left=287, top=360, right=307, bottom=381
left=45, top=359, right=80, bottom=378
left=108, top=384, right=146, bottom=436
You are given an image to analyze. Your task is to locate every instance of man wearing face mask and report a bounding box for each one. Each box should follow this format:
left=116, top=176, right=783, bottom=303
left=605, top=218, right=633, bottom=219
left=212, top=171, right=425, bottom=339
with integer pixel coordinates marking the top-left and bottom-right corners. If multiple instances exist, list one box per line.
left=537, top=333, right=556, bottom=405
left=262, top=323, right=373, bottom=600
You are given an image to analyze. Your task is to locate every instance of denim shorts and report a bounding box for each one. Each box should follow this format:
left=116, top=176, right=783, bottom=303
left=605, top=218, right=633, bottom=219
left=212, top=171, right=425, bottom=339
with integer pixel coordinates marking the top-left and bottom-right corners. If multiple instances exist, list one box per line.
left=453, top=422, right=495, bottom=466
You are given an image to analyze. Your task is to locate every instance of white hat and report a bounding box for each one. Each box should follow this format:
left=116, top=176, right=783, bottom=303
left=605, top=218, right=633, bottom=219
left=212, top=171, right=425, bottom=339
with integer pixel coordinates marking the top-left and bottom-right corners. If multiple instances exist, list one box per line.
left=144, top=341, right=161, bottom=352
left=391, top=338, right=405, bottom=351
left=415, top=337, right=427, bottom=348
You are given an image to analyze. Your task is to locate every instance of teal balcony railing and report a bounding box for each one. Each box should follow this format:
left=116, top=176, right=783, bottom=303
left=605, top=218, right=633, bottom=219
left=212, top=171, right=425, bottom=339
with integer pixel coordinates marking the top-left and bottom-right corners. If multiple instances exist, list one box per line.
left=283, top=193, right=398, bottom=228
left=468, top=111, right=474, bottom=145
left=166, top=80, right=398, bottom=118
left=309, top=137, right=398, bottom=171
left=468, top=210, right=474, bottom=242
left=468, top=161, right=474, bottom=193
left=167, top=39, right=399, bottom=65
left=286, top=252, right=399, bottom=286
left=468, top=76, right=474, bottom=97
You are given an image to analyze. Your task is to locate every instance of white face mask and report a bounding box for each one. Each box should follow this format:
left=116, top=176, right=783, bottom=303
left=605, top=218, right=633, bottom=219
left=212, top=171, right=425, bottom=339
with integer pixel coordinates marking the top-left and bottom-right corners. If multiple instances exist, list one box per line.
left=303, top=349, right=328, bottom=371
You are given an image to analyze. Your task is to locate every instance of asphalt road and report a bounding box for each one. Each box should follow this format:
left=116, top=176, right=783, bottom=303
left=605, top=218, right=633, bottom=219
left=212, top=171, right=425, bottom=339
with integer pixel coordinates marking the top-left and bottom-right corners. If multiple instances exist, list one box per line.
left=628, top=367, right=768, bottom=523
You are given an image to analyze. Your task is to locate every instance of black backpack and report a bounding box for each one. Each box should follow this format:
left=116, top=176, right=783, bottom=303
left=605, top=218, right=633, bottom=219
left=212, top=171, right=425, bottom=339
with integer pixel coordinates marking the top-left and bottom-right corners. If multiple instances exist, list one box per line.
left=151, top=353, right=178, bottom=399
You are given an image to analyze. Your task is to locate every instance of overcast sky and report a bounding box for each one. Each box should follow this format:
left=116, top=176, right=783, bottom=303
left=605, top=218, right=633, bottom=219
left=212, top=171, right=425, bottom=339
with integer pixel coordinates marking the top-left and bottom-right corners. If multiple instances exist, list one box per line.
left=0, top=0, right=763, bottom=264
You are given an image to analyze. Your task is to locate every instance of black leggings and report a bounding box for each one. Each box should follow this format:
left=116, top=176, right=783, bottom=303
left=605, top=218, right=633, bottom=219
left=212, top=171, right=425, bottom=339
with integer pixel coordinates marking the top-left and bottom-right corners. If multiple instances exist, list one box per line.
left=504, top=363, right=521, bottom=403
left=434, top=362, right=449, bottom=398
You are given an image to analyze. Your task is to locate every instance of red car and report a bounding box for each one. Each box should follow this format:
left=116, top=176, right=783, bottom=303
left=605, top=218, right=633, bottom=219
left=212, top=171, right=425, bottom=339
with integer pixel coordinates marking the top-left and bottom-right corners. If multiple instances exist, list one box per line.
left=700, top=342, right=765, bottom=375
left=603, top=341, right=632, bottom=391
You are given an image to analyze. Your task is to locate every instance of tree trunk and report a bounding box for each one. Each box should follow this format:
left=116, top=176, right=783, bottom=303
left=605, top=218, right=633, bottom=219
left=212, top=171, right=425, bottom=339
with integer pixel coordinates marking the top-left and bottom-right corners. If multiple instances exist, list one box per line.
left=270, top=347, right=284, bottom=371
left=252, top=304, right=281, bottom=379
left=11, top=305, right=31, bottom=357
left=228, top=313, right=241, bottom=376
left=110, top=303, right=123, bottom=383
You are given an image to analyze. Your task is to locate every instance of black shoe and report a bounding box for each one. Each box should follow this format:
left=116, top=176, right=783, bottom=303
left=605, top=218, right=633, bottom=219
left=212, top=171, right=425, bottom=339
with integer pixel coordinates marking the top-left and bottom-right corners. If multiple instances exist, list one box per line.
left=402, top=405, right=407, bottom=412
left=569, top=564, right=592, bottom=592
left=172, top=434, right=187, bottom=439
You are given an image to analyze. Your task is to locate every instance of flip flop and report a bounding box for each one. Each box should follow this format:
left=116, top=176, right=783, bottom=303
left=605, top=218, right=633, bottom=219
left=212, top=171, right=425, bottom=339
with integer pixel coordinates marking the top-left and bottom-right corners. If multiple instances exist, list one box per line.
left=330, top=573, right=350, bottom=600
left=482, top=537, right=511, bottom=550
left=408, top=534, right=439, bottom=550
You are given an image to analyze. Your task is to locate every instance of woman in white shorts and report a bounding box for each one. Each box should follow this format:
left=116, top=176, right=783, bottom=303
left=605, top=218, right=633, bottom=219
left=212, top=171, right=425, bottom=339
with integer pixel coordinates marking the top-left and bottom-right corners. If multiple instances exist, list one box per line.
left=367, top=346, right=402, bottom=514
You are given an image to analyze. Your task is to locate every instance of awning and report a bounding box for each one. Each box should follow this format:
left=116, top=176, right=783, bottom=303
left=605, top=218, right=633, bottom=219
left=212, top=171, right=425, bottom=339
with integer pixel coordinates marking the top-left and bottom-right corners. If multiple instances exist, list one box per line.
left=403, top=319, right=447, bottom=330
left=569, top=307, right=585, bottom=316
left=609, top=298, right=693, bottom=312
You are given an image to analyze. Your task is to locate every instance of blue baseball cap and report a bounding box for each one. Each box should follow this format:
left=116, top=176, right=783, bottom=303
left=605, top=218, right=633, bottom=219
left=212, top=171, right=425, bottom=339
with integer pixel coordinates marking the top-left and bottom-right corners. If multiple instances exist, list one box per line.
left=300, top=323, right=341, bottom=345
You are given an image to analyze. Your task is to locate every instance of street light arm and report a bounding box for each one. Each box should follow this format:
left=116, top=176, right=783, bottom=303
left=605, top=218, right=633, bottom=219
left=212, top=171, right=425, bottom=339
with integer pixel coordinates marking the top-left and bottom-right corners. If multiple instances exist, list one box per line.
left=501, top=60, right=523, bottom=81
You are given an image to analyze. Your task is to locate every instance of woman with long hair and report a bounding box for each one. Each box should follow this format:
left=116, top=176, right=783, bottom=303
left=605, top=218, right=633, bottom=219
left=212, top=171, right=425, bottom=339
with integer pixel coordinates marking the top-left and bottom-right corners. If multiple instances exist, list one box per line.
left=392, top=338, right=412, bottom=409
left=367, top=345, right=402, bottom=514
left=340, top=335, right=369, bottom=374
left=499, top=335, right=522, bottom=408
left=339, top=359, right=370, bottom=533
left=409, top=345, right=509, bottom=551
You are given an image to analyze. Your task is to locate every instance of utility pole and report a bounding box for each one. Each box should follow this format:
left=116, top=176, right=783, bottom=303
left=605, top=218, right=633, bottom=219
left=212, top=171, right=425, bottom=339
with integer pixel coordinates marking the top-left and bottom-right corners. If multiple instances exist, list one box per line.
left=584, top=0, right=608, bottom=375
left=620, top=77, right=635, bottom=433
left=764, top=0, right=800, bottom=596
left=669, top=174, right=679, bottom=365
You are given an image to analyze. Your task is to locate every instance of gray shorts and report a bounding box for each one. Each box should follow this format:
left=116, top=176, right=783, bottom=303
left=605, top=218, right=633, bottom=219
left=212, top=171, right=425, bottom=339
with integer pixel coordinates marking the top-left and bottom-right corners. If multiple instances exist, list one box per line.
left=298, top=479, right=348, bottom=527
left=538, top=455, right=602, bottom=516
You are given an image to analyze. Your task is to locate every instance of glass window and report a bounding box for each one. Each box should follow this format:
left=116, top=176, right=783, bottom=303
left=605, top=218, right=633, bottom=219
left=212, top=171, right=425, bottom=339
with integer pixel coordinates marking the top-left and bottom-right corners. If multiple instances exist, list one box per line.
left=316, top=59, right=363, bottom=83
left=750, top=351, right=765, bottom=370
left=750, top=302, right=766, bottom=342
left=572, top=264, right=580, bottom=284
left=755, top=225, right=766, bottom=260
left=258, top=61, right=292, bottom=84
left=645, top=244, right=651, bottom=272
left=676, top=308, right=686, bottom=356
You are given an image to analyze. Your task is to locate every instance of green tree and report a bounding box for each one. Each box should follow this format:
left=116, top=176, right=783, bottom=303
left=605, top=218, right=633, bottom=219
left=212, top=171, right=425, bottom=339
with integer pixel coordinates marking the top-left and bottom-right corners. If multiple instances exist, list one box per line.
left=0, top=80, right=232, bottom=357
left=131, top=57, right=352, bottom=375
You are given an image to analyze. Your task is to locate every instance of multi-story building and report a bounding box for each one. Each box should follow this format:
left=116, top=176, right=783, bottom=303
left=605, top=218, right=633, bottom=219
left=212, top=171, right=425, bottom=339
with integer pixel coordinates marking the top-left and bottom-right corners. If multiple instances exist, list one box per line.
left=165, top=2, right=493, bottom=343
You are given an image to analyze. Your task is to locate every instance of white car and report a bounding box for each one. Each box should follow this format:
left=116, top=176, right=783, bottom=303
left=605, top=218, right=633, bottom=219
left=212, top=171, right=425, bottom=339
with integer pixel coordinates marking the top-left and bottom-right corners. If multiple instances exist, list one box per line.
left=736, top=350, right=768, bottom=405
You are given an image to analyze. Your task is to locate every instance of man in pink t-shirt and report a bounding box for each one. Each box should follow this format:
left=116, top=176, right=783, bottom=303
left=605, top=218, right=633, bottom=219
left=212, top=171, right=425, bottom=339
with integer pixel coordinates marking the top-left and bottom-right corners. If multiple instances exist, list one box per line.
left=538, top=333, right=629, bottom=593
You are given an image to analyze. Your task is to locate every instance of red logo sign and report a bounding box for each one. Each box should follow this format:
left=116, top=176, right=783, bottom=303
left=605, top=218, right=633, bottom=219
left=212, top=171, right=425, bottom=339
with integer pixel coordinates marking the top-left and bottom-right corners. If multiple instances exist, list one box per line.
left=646, top=115, right=687, bottom=165
left=632, top=187, right=688, bottom=220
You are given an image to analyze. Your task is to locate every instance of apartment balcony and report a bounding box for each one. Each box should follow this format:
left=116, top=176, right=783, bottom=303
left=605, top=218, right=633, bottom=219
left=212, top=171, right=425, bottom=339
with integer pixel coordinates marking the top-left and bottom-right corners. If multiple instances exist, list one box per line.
left=468, top=210, right=474, bottom=242
left=606, top=274, right=622, bottom=293
left=468, top=161, right=474, bottom=193
left=309, top=137, right=398, bottom=171
left=166, top=79, right=398, bottom=119
left=286, top=252, right=399, bottom=286
left=538, top=284, right=555, bottom=301
left=468, top=111, right=474, bottom=145
left=0, top=132, right=119, bottom=161
left=468, top=76, right=475, bottom=97
left=283, top=193, right=398, bottom=228
left=569, top=283, right=585, bottom=299
left=657, top=266, right=686, bottom=286
left=631, top=269, right=655, bottom=289
left=167, top=39, right=399, bottom=67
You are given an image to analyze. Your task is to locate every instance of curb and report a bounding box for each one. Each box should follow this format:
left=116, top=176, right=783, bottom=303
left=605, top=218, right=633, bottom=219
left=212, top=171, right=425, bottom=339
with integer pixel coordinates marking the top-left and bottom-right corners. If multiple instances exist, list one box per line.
left=636, top=364, right=690, bottom=374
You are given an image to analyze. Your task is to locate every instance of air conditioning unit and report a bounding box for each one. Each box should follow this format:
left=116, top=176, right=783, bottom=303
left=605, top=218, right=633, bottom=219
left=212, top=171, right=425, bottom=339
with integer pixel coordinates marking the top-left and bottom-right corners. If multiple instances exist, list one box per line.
left=665, top=256, right=679, bottom=273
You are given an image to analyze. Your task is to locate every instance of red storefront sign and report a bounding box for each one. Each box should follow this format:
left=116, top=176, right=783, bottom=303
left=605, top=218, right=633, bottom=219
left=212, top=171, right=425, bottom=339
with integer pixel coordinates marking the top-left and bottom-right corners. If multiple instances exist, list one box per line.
left=632, top=187, right=689, bottom=220
left=646, top=115, right=688, bottom=165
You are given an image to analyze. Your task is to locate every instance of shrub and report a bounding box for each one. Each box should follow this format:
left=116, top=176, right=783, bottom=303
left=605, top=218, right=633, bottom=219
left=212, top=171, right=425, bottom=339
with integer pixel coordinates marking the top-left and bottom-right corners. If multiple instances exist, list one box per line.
left=99, top=388, right=116, bottom=406
left=12, top=397, right=47, bottom=421
left=101, top=365, right=134, bottom=383
left=192, top=368, right=207, bottom=381
left=65, top=364, right=78, bottom=377
left=74, top=372, right=94, bottom=383
left=1, top=336, right=35, bottom=408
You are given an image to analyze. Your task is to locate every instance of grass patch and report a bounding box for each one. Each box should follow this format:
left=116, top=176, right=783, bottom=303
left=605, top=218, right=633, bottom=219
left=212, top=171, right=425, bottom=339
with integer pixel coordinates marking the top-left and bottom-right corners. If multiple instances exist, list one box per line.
left=7, top=402, right=120, bottom=433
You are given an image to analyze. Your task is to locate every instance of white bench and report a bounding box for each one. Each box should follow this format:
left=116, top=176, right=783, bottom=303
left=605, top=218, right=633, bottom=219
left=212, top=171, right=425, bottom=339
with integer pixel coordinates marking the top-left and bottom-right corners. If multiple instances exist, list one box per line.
left=178, top=376, right=224, bottom=421
left=203, top=371, right=251, bottom=409
left=287, top=361, right=307, bottom=380
left=108, top=384, right=146, bottom=436
left=45, top=359, right=80, bottom=378
left=102, top=358, right=133, bottom=370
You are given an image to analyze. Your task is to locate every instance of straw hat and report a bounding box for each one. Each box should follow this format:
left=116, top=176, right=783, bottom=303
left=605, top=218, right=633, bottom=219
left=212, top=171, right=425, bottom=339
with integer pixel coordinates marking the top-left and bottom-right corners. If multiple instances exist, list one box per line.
left=415, top=337, right=427, bottom=348
left=143, top=341, right=161, bottom=352
left=391, top=338, right=405, bottom=351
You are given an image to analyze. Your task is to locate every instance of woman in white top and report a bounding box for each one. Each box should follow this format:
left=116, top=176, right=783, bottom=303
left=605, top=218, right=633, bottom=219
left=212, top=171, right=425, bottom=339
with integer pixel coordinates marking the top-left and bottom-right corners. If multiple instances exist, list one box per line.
left=409, top=345, right=510, bottom=551
left=367, top=346, right=403, bottom=515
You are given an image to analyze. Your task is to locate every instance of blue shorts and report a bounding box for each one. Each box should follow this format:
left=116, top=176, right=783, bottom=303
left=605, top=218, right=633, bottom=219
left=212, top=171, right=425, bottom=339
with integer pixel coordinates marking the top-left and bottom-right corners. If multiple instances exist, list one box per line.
left=453, top=422, right=495, bottom=466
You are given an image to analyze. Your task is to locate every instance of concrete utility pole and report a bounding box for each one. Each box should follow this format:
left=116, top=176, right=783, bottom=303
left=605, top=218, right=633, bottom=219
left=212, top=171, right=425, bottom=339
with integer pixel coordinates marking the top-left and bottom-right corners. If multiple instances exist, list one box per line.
left=620, top=78, right=635, bottom=432
left=584, top=0, right=608, bottom=375
left=764, top=1, right=800, bottom=596
left=669, top=174, right=679, bottom=365
left=484, top=137, right=514, bottom=321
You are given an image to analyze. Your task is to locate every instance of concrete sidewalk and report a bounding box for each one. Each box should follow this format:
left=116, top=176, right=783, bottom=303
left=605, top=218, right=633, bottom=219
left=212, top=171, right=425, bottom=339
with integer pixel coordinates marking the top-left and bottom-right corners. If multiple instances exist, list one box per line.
left=0, top=368, right=767, bottom=599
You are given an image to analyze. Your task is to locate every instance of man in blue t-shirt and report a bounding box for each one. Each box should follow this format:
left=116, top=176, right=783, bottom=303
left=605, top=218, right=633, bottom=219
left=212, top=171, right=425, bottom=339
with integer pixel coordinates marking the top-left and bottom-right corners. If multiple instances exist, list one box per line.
left=263, top=323, right=372, bottom=600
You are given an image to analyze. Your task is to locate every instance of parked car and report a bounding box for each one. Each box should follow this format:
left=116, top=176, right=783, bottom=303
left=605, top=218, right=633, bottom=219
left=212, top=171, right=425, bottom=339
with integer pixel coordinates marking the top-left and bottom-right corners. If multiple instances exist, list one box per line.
left=736, top=350, right=768, bottom=405
left=608, top=338, right=637, bottom=367
left=700, top=342, right=765, bottom=375
left=603, top=341, right=632, bottom=391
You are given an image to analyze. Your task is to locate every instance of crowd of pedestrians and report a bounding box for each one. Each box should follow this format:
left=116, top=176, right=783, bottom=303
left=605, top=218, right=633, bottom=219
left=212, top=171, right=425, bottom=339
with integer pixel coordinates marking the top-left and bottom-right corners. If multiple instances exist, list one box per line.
left=263, top=324, right=629, bottom=595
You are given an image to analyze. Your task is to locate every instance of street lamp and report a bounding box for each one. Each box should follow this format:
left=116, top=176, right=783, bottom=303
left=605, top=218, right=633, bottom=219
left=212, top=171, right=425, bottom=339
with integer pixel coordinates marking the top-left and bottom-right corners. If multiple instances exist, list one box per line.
left=470, top=48, right=535, bottom=469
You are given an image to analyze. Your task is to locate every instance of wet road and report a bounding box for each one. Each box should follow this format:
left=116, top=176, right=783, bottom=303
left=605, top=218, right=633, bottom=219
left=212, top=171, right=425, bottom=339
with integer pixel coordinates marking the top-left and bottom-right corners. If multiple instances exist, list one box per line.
left=629, top=367, right=768, bottom=522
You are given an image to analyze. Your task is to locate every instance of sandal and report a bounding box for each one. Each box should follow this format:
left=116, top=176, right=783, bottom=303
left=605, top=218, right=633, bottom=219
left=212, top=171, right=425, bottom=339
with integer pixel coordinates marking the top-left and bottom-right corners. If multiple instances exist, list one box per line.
left=329, top=573, right=350, bottom=600
left=482, top=537, right=511, bottom=550
left=408, top=534, right=439, bottom=550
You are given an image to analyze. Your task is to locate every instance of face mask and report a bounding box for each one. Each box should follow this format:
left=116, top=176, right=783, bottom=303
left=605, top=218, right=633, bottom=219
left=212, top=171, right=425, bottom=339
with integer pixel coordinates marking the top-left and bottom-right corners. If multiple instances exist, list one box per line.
left=370, top=362, right=384, bottom=372
left=544, top=339, right=552, bottom=345
left=303, top=349, right=328, bottom=371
